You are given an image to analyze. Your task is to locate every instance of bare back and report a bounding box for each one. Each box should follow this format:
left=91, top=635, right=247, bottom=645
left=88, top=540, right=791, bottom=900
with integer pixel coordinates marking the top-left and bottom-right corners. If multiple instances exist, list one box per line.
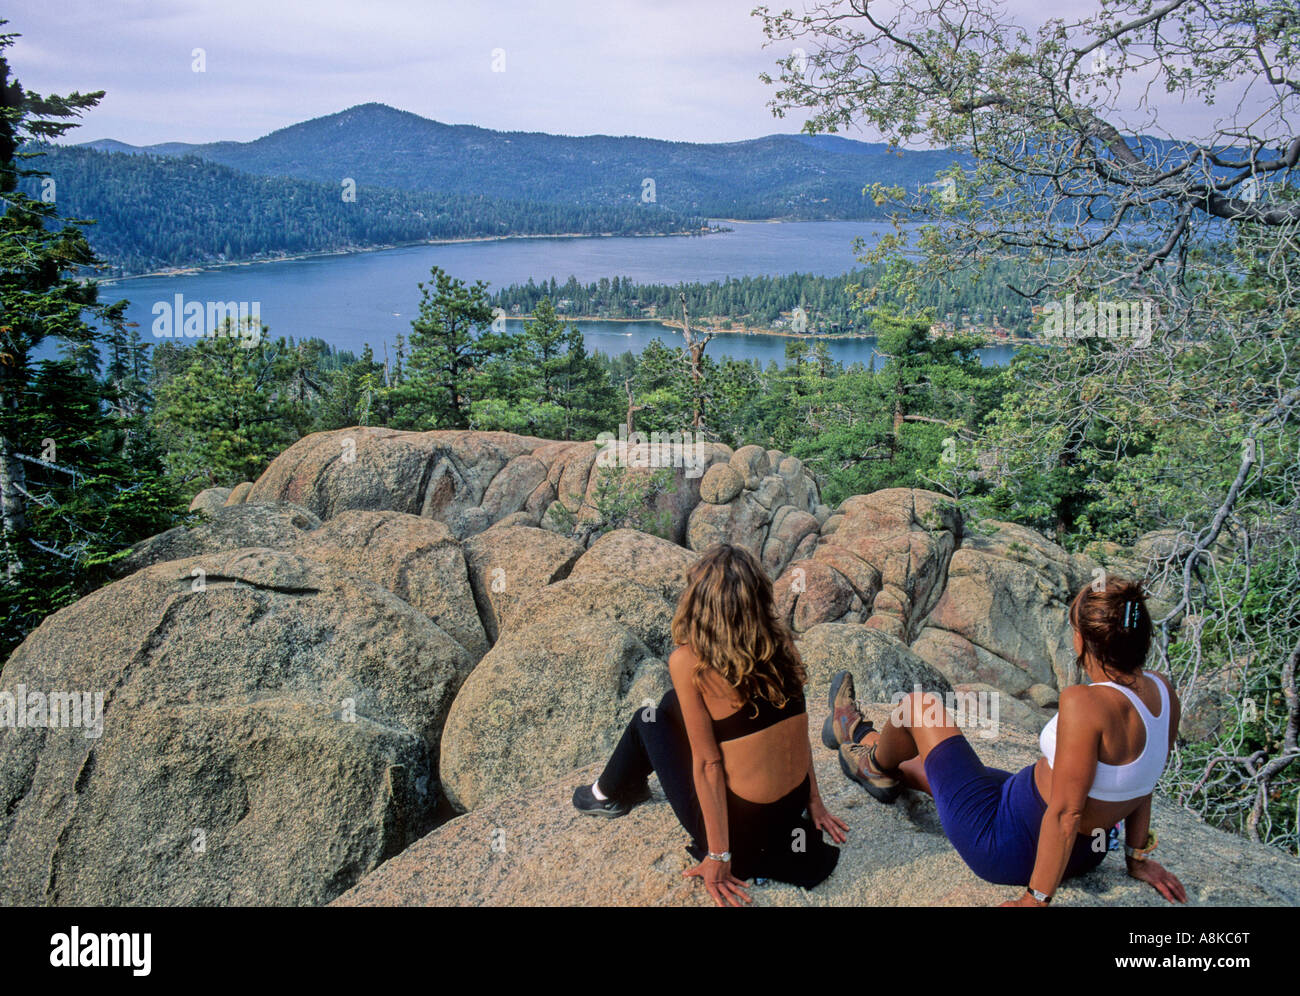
left=674, top=645, right=811, bottom=805
left=1033, top=670, right=1180, bottom=832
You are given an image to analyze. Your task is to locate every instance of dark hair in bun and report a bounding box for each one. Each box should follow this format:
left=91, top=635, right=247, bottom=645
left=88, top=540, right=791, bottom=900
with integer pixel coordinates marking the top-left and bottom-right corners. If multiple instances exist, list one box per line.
left=1068, top=576, right=1152, bottom=680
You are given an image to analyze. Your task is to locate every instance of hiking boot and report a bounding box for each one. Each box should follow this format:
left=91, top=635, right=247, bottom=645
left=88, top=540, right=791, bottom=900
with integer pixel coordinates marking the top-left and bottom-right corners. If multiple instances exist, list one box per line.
left=822, top=670, right=874, bottom=749
left=838, top=738, right=901, bottom=804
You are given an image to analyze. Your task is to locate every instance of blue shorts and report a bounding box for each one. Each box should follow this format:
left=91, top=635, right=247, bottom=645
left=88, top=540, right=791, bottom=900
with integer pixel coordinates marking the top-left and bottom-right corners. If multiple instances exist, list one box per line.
left=922, top=734, right=1107, bottom=886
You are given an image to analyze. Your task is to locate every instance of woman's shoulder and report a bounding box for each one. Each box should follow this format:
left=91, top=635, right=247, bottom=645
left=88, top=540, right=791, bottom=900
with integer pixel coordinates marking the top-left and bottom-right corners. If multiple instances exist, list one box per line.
left=1059, top=682, right=1096, bottom=703
left=1144, top=669, right=1175, bottom=695
left=668, top=643, right=699, bottom=671
left=1062, top=671, right=1177, bottom=714
left=1058, top=682, right=1121, bottom=726
left=669, top=644, right=711, bottom=691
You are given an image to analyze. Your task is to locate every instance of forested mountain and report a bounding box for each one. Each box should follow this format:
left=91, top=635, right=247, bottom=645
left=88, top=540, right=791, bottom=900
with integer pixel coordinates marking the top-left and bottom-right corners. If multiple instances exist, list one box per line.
left=79, top=102, right=967, bottom=220
left=46, top=103, right=974, bottom=274
left=21, top=144, right=707, bottom=275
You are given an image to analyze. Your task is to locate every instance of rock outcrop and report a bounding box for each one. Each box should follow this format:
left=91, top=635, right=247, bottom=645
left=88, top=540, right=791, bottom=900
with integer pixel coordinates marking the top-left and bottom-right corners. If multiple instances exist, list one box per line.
left=245, top=427, right=739, bottom=545
left=119, top=502, right=322, bottom=575
left=687, top=447, right=822, bottom=576
left=334, top=716, right=1300, bottom=907
left=795, top=623, right=954, bottom=702
left=772, top=488, right=960, bottom=642
left=246, top=427, right=537, bottom=530
left=289, top=510, right=488, bottom=660
left=188, top=486, right=232, bottom=515
left=462, top=526, right=584, bottom=644
left=439, top=573, right=674, bottom=811
left=224, top=481, right=254, bottom=506
left=2, top=426, right=1285, bottom=907
left=569, top=528, right=698, bottom=604
left=0, top=548, right=473, bottom=906
left=913, top=520, right=1084, bottom=696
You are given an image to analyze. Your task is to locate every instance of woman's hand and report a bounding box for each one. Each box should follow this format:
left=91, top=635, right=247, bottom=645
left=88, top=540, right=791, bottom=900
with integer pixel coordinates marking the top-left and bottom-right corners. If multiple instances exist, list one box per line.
left=683, top=858, right=752, bottom=907
left=1127, top=859, right=1187, bottom=903
left=809, top=796, right=849, bottom=844
left=998, top=893, right=1047, bottom=907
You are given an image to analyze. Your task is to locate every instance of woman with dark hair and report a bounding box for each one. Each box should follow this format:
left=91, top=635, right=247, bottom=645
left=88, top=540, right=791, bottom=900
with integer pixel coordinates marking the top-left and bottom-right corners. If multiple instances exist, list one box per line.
left=828, top=576, right=1188, bottom=906
left=573, top=543, right=847, bottom=906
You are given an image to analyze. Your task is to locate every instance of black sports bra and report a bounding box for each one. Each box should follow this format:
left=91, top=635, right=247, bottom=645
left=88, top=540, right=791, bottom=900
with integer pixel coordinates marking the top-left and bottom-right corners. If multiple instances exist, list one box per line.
left=712, top=690, right=806, bottom=742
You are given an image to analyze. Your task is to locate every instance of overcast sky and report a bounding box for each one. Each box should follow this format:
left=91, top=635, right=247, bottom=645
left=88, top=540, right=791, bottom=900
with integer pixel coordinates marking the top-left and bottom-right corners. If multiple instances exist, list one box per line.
left=7, top=0, right=1228, bottom=148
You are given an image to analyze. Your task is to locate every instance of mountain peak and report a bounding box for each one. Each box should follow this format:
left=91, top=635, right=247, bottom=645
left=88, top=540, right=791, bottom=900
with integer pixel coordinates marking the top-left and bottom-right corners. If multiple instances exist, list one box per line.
left=71, top=104, right=964, bottom=221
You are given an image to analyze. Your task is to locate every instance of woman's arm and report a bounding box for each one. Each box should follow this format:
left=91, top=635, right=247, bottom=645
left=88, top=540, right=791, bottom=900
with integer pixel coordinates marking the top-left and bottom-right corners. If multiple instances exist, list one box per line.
left=808, top=750, right=824, bottom=807
left=1122, top=795, right=1188, bottom=902
left=1020, top=685, right=1099, bottom=905
left=669, top=648, right=729, bottom=853
left=806, top=739, right=849, bottom=843
left=668, top=647, right=750, bottom=907
left=1153, top=671, right=1181, bottom=752
left=1125, top=794, right=1152, bottom=857
left=1124, top=798, right=1178, bottom=897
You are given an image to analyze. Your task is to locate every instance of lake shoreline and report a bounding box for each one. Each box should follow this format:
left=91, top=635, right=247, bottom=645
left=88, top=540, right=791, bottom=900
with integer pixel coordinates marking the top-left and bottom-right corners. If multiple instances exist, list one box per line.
left=95, top=225, right=731, bottom=285
left=91, top=219, right=1023, bottom=368
left=507, top=313, right=873, bottom=341
left=507, top=313, right=1037, bottom=347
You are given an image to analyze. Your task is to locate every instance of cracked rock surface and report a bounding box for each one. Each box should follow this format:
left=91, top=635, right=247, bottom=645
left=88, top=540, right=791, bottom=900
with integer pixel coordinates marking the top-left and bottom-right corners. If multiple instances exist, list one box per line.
left=0, top=548, right=471, bottom=906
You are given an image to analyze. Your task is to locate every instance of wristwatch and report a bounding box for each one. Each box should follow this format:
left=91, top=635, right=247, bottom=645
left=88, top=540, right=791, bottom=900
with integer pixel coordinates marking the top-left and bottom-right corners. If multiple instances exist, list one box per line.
left=706, top=850, right=731, bottom=863
left=1125, top=831, right=1158, bottom=861
left=1025, top=887, right=1052, bottom=905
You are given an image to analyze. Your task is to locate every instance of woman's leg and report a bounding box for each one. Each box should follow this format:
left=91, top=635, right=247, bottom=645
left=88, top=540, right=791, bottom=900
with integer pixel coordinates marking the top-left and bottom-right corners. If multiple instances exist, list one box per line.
left=836, top=686, right=1028, bottom=883
left=870, top=690, right=965, bottom=774
left=877, top=692, right=1027, bottom=883
left=838, top=689, right=961, bottom=803
left=597, top=690, right=704, bottom=840
left=596, top=708, right=656, bottom=800
left=898, top=757, right=931, bottom=795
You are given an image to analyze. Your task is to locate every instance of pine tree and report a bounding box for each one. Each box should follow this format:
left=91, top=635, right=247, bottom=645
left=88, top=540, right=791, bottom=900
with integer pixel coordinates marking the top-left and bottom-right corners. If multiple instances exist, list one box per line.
left=387, top=266, right=496, bottom=429
left=793, top=308, right=1003, bottom=501
left=0, top=28, right=183, bottom=655
left=150, top=324, right=307, bottom=490
left=315, top=344, right=386, bottom=430
left=543, top=305, right=618, bottom=440
left=628, top=338, right=694, bottom=434
left=0, top=27, right=102, bottom=579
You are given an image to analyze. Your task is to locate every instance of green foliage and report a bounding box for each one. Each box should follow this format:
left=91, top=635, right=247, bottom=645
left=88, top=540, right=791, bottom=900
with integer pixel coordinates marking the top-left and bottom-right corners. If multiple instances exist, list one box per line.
left=789, top=308, right=1006, bottom=504
left=1164, top=544, right=1300, bottom=849
left=0, top=30, right=184, bottom=658
left=385, top=267, right=498, bottom=430
left=150, top=326, right=309, bottom=489
left=469, top=298, right=619, bottom=440
left=311, top=343, right=388, bottom=431
left=621, top=339, right=696, bottom=433
left=490, top=262, right=1039, bottom=337
left=545, top=461, right=678, bottom=542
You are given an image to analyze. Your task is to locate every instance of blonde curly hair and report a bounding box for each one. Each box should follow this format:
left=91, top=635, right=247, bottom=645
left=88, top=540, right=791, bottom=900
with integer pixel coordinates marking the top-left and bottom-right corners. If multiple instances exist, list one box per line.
left=670, top=543, right=805, bottom=711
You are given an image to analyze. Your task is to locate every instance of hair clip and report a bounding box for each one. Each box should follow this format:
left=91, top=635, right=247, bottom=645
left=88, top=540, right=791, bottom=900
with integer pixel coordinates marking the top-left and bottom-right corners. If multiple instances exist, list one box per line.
left=1122, top=600, right=1139, bottom=628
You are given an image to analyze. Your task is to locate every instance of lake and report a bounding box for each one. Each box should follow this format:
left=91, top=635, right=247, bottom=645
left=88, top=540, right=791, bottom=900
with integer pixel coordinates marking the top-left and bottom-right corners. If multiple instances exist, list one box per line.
left=95, top=220, right=1016, bottom=368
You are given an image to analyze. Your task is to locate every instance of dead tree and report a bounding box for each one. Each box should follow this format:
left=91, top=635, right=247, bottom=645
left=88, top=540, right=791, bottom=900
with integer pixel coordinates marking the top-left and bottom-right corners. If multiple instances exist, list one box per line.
left=623, top=377, right=648, bottom=435
left=679, top=291, right=714, bottom=432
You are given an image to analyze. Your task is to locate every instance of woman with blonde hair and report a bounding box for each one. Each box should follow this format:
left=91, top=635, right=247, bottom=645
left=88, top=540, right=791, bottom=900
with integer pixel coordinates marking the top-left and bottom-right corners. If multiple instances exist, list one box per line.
left=573, top=543, right=847, bottom=906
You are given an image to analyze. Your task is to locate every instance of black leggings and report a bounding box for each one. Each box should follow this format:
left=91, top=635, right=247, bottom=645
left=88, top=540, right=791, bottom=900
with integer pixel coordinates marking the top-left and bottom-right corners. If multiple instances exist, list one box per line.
left=598, top=689, right=705, bottom=844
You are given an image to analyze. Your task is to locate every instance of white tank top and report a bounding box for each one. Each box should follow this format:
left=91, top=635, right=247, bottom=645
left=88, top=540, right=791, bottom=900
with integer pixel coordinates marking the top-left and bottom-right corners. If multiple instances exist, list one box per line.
left=1038, top=675, right=1169, bottom=802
